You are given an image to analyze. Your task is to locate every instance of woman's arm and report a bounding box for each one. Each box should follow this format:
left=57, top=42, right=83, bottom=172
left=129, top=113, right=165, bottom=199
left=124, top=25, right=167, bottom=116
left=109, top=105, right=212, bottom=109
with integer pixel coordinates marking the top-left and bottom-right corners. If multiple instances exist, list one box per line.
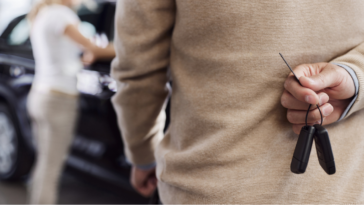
left=64, top=24, right=115, bottom=64
left=64, top=24, right=95, bottom=50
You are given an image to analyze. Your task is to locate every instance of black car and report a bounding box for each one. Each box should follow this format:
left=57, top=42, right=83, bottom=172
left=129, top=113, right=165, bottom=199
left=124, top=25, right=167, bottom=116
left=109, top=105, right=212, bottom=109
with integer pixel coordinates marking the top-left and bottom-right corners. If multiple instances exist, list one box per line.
left=0, top=2, right=163, bottom=201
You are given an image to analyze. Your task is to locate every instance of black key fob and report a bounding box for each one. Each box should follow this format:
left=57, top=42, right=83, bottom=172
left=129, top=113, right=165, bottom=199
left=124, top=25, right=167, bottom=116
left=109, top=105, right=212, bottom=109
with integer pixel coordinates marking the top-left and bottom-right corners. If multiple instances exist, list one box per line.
left=291, top=126, right=315, bottom=174
left=313, top=124, right=335, bottom=175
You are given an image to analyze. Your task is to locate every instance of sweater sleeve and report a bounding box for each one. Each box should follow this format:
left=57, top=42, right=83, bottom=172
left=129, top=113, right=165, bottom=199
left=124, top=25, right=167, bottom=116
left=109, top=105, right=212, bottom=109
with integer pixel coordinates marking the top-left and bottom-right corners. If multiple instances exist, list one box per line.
left=330, top=43, right=364, bottom=119
left=332, top=63, right=359, bottom=121
left=111, top=0, right=175, bottom=166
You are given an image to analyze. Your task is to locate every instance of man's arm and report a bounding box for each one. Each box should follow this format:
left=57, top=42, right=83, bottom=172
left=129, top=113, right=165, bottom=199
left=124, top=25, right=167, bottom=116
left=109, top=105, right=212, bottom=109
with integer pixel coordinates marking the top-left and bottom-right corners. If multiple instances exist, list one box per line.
left=111, top=0, right=176, bottom=196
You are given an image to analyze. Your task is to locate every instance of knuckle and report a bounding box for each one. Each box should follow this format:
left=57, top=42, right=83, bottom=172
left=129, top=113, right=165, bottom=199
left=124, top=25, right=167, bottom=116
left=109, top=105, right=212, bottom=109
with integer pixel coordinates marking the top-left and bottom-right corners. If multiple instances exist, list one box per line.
left=287, top=111, right=296, bottom=123
left=333, top=64, right=346, bottom=79
left=332, top=63, right=341, bottom=72
left=295, top=64, right=306, bottom=70
left=309, top=110, right=320, bottom=121
left=292, top=125, right=301, bottom=134
left=281, top=93, right=289, bottom=108
left=284, top=80, right=289, bottom=90
left=317, top=74, right=326, bottom=86
left=295, top=64, right=309, bottom=73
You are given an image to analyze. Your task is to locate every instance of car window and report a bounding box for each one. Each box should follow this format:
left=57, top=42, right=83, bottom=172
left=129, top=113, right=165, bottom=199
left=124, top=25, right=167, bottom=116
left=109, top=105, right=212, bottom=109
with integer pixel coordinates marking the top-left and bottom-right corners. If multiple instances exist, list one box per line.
left=6, top=18, right=96, bottom=46
left=78, top=21, right=96, bottom=39
left=8, top=18, right=30, bottom=45
left=0, top=0, right=32, bottom=35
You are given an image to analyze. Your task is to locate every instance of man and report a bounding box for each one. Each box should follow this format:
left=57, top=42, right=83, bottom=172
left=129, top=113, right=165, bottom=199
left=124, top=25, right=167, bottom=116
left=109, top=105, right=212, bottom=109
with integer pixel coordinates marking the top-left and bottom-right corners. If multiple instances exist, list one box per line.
left=111, top=0, right=364, bottom=203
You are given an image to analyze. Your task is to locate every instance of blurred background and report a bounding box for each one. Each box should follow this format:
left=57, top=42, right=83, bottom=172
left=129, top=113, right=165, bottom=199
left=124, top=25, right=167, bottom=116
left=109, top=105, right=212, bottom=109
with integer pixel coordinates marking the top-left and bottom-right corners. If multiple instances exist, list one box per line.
left=0, top=0, right=156, bottom=203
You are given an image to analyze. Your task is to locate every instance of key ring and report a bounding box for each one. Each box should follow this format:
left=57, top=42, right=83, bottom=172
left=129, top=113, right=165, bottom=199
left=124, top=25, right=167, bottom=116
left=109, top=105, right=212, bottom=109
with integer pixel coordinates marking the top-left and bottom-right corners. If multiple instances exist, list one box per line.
left=305, top=104, right=323, bottom=126
left=280, top=53, right=334, bottom=175
left=280, top=53, right=324, bottom=126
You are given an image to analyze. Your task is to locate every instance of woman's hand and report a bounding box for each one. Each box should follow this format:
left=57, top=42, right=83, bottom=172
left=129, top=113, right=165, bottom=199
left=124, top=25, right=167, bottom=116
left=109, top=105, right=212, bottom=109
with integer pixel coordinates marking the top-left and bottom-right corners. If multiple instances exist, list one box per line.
left=64, top=24, right=116, bottom=65
left=281, top=62, right=355, bottom=134
left=81, top=44, right=115, bottom=65
left=81, top=50, right=96, bottom=65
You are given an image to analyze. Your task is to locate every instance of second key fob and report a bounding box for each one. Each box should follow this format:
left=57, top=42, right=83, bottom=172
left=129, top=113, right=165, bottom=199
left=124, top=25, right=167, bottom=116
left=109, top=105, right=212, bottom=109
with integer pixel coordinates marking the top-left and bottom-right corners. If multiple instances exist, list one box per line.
left=313, top=124, right=335, bottom=175
left=291, top=126, right=315, bottom=174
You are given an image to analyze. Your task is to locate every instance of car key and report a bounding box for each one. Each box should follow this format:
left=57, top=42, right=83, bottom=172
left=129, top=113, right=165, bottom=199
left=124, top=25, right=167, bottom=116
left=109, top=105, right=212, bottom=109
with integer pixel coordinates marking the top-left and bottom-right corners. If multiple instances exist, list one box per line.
left=279, top=53, right=302, bottom=86
left=291, top=125, right=315, bottom=174
left=280, top=53, right=315, bottom=174
left=280, top=53, right=335, bottom=175
left=313, top=124, right=336, bottom=175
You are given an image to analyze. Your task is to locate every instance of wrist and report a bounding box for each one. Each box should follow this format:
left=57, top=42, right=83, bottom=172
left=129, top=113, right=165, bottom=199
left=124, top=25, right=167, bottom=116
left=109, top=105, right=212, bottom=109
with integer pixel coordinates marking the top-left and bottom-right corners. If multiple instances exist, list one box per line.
left=134, top=162, right=156, bottom=170
left=331, top=63, right=359, bottom=121
left=125, top=158, right=156, bottom=170
left=332, top=63, right=358, bottom=95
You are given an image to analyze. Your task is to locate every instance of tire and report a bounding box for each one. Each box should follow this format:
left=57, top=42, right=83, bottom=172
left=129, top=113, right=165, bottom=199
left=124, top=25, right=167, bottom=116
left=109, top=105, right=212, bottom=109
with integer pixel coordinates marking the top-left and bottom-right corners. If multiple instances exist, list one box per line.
left=0, top=103, right=34, bottom=181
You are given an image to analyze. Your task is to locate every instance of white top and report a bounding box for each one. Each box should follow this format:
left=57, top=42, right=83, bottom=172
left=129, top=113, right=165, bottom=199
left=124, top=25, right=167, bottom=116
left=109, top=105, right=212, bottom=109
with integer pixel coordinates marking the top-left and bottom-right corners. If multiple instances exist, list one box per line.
left=31, top=4, right=82, bottom=95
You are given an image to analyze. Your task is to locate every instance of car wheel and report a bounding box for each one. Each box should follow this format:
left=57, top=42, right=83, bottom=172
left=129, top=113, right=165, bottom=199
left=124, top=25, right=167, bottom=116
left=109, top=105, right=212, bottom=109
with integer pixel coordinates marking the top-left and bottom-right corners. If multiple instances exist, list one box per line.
left=0, top=103, right=34, bottom=180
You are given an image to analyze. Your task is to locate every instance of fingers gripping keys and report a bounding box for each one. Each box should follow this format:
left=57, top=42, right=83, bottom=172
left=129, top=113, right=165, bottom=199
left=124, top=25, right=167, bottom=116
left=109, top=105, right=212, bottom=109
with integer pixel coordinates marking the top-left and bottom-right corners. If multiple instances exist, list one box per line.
left=280, top=53, right=336, bottom=175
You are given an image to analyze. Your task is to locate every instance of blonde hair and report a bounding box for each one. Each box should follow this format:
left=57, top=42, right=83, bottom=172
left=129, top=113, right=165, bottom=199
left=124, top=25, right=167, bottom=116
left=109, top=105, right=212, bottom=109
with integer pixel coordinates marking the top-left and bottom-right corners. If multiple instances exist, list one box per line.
left=27, top=0, right=62, bottom=22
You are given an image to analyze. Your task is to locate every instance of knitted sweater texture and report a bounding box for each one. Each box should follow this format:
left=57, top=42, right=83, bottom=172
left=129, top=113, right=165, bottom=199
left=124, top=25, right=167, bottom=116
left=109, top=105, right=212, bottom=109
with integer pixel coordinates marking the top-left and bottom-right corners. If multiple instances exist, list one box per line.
left=111, top=0, right=364, bottom=203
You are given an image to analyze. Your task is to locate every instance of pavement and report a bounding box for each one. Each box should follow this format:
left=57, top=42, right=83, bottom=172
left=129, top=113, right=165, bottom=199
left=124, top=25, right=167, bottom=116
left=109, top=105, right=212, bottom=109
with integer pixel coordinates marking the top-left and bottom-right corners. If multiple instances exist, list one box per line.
left=0, top=172, right=149, bottom=204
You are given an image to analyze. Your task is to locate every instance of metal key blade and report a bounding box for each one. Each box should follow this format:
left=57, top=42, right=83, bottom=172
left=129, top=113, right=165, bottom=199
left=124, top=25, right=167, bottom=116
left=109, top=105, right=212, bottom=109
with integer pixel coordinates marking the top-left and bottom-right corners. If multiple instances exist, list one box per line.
left=279, top=53, right=302, bottom=86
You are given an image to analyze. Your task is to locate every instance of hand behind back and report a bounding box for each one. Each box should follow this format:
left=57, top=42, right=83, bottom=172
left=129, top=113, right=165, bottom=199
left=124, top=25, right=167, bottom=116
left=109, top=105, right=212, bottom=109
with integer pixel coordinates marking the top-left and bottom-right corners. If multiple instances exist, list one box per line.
left=281, top=62, right=355, bottom=134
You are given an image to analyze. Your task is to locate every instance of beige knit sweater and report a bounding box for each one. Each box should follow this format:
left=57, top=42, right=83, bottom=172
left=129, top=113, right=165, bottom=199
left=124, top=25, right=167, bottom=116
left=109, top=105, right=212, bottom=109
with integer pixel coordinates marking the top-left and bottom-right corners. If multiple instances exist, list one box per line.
left=111, top=0, right=364, bottom=203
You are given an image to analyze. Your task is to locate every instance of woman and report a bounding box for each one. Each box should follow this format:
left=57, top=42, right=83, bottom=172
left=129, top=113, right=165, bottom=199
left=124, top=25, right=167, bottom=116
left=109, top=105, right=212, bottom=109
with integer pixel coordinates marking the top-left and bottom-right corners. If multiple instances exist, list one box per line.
left=27, top=0, right=115, bottom=203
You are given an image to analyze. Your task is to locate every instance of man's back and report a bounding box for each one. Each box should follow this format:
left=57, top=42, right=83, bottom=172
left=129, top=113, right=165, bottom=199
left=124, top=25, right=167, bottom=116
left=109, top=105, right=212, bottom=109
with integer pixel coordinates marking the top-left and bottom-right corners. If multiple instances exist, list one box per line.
left=112, top=1, right=364, bottom=203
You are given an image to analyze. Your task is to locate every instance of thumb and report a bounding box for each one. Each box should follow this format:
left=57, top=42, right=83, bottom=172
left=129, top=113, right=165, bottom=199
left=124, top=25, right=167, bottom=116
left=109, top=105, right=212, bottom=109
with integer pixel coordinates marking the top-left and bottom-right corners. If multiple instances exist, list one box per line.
left=299, top=64, right=340, bottom=92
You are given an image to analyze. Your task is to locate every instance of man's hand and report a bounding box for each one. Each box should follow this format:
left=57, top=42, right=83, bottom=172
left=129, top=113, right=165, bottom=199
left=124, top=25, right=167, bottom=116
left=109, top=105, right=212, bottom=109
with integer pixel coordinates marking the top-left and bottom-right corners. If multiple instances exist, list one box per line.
left=130, top=166, right=157, bottom=197
left=281, top=62, right=355, bottom=134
